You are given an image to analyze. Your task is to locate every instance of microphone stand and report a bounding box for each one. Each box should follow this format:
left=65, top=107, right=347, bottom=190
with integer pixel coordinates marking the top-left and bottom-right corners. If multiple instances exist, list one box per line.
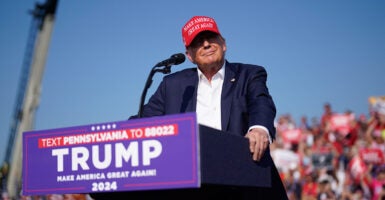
left=137, top=65, right=171, bottom=118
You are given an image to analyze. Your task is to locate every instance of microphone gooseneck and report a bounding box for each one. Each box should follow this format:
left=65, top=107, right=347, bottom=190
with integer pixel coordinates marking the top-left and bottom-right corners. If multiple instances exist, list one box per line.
left=137, top=53, right=186, bottom=118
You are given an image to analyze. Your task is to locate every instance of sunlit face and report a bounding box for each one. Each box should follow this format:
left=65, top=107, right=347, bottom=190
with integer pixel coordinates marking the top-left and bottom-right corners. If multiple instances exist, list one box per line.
left=186, top=31, right=226, bottom=71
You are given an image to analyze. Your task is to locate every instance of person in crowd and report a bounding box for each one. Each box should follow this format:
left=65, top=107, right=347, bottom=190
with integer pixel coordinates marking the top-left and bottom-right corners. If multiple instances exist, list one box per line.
left=0, top=162, right=9, bottom=200
left=283, top=168, right=302, bottom=200
left=300, top=115, right=312, bottom=132
left=365, top=102, right=385, bottom=152
left=301, top=170, right=319, bottom=200
left=317, top=178, right=337, bottom=200
left=321, top=103, right=334, bottom=132
left=364, top=165, right=385, bottom=200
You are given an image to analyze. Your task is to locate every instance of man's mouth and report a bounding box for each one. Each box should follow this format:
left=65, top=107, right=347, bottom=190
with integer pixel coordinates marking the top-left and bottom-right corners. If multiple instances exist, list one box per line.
left=203, top=50, right=215, bottom=56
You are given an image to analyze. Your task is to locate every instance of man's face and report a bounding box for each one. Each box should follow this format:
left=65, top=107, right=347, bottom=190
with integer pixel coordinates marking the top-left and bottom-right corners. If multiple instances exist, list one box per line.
left=186, top=31, right=226, bottom=70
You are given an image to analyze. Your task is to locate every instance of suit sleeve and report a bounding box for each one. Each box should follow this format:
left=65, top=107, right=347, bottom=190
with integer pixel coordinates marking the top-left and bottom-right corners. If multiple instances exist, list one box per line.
left=141, top=79, right=167, bottom=117
left=247, top=66, right=277, bottom=140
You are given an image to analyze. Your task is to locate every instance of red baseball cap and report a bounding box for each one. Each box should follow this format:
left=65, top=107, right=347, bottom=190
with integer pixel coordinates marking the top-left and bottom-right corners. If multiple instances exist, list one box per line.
left=182, top=16, right=221, bottom=47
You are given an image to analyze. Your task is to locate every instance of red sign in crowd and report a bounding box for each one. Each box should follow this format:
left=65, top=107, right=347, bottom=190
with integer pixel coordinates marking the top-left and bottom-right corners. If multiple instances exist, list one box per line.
left=359, top=148, right=385, bottom=164
left=281, top=128, right=302, bottom=144
left=329, top=113, right=354, bottom=136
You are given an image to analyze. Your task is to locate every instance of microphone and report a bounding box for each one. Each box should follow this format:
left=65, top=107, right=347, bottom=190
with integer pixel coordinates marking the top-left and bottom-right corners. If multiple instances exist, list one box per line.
left=154, top=53, right=186, bottom=67
left=137, top=53, right=185, bottom=118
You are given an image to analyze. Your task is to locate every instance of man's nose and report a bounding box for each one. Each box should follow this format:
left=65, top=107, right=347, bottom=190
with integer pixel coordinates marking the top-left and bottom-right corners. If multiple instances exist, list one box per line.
left=202, top=40, right=211, bottom=49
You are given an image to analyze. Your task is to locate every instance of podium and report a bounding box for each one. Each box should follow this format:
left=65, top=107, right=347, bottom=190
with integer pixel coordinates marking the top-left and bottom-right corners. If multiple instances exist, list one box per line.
left=23, top=113, right=285, bottom=199
left=90, top=125, right=275, bottom=200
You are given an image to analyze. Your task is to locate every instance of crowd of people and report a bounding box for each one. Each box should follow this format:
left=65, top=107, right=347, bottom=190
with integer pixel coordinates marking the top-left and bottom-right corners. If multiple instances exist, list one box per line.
left=1, top=100, right=384, bottom=200
left=273, top=101, right=385, bottom=200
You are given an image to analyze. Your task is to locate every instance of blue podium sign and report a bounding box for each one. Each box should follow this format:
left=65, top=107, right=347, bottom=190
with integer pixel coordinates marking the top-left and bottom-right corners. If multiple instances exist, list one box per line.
left=22, top=112, right=200, bottom=195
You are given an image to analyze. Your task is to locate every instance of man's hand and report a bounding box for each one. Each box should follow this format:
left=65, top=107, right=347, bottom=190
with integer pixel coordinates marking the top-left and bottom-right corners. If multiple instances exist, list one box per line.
left=245, top=128, right=269, bottom=161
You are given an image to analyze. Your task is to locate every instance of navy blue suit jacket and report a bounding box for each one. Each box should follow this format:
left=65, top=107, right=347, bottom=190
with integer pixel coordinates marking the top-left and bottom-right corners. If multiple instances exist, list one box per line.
left=118, top=61, right=288, bottom=198
left=142, top=61, right=282, bottom=188
left=142, top=60, right=277, bottom=139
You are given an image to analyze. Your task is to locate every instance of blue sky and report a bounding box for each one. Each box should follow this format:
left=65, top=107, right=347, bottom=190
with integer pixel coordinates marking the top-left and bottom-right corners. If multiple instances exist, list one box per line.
left=1, top=0, right=384, bottom=163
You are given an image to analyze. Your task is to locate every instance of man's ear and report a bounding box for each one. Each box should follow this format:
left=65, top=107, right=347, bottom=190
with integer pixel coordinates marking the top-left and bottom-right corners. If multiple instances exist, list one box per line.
left=185, top=50, right=195, bottom=64
left=221, top=38, right=227, bottom=52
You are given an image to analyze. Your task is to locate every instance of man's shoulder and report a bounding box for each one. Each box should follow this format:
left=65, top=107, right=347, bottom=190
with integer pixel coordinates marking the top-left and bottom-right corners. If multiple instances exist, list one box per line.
left=164, top=67, right=197, bottom=80
left=226, top=61, right=266, bottom=72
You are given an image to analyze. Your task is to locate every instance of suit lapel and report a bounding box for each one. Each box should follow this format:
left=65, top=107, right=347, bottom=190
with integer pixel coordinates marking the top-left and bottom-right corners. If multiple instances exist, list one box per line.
left=221, top=61, right=237, bottom=131
left=182, top=69, right=199, bottom=113
left=180, top=64, right=236, bottom=129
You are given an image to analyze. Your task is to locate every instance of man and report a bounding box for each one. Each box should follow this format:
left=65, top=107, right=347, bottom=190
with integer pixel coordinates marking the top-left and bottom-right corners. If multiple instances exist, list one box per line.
left=91, top=15, right=288, bottom=200
left=144, top=16, right=273, bottom=161
left=140, top=16, right=288, bottom=199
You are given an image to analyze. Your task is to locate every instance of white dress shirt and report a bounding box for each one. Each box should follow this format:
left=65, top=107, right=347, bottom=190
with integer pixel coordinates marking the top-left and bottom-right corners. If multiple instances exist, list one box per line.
left=196, top=64, right=271, bottom=143
left=196, top=66, right=224, bottom=130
